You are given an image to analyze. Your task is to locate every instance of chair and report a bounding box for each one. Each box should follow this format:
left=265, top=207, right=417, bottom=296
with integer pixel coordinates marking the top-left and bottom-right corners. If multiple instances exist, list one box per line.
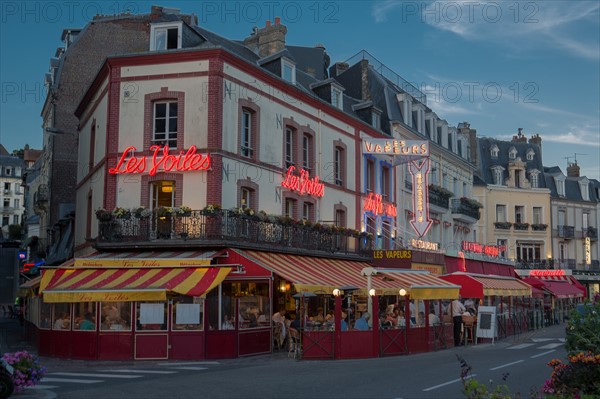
left=273, top=322, right=284, bottom=350
left=462, top=315, right=476, bottom=345
left=288, top=327, right=301, bottom=358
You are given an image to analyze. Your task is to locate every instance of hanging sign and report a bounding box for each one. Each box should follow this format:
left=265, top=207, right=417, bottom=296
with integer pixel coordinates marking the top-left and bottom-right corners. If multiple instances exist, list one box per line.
left=409, top=158, right=432, bottom=237
left=109, top=145, right=211, bottom=176
left=281, top=166, right=325, bottom=197
left=362, top=139, right=429, bottom=156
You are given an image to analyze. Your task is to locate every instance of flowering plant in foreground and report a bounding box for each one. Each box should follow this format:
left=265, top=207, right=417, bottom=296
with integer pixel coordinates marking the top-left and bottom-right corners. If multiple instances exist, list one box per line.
left=1, top=351, right=46, bottom=391
left=542, top=353, right=600, bottom=398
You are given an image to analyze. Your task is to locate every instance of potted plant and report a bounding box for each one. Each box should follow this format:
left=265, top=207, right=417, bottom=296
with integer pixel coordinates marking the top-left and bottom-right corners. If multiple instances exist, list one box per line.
left=1, top=350, right=46, bottom=392
left=176, top=206, right=192, bottom=217
left=155, top=206, right=174, bottom=217
left=134, top=206, right=151, bottom=219
left=112, top=207, right=131, bottom=219
left=202, top=204, right=221, bottom=215
left=95, top=208, right=112, bottom=221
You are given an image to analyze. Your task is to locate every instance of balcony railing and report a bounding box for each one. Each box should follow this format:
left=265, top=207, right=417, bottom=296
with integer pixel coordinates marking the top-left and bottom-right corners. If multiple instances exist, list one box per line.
left=97, top=210, right=373, bottom=257
left=494, top=222, right=512, bottom=230
left=1, top=206, right=15, bottom=214
left=583, top=226, right=598, bottom=240
left=513, top=223, right=529, bottom=231
left=428, top=188, right=449, bottom=210
left=557, top=225, right=575, bottom=238
left=531, top=224, right=548, bottom=231
left=450, top=199, right=480, bottom=221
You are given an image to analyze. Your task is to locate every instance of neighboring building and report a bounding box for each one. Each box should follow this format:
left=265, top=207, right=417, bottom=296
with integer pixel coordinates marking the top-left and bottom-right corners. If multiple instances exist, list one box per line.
left=0, top=152, right=26, bottom=238
left=38, top=6, right=199, bottom=265
left=544, top=162, right=599, bottom=298
left=473, top=130, right=552, bottom=265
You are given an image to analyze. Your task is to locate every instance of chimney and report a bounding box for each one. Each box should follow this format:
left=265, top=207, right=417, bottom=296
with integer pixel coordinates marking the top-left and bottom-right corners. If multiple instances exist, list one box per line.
left=511, top=127, right=527, bottom=143
left=529, top=134, right=542, bottom=146
left=329, top=62, right=349, bottom=78
left=360, top=59, right=370, bottom=101
left=567, top=162, right=580, bottom=177
left=243, top=18, right=287, bottom=57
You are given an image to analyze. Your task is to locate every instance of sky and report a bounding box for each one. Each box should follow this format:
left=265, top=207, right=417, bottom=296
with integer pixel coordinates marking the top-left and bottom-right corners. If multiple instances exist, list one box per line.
left=1, top=0, right=599, bottom=180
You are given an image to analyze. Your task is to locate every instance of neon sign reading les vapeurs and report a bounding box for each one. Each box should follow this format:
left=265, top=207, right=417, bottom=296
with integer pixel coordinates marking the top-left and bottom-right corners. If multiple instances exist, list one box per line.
left=109, top=145, right=211, bottom=176
left=281, top=166, right=324, bottom=197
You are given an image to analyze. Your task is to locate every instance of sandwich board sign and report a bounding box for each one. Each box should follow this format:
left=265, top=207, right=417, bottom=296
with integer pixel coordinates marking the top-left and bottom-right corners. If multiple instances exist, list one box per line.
left=475, top=306, right=497, bottom=344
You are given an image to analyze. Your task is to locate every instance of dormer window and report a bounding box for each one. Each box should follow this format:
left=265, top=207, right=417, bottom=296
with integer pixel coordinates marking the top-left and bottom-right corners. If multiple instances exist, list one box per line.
left=529, top=169, right=540, bottom=188
left=282, top=59, right=296, bottom=84
left=555, top=176, right=566, bottom=196
left=491, top=166, right=505, bottom=185
left=526, top=148, right=535, bottom=161
left=150, top=22, right=182, bottom=51
left=371, top=111, right=381, bottom=129
left=580, top=179, right=590, bottom=201
left=490, top=144, right=499, bottom=158
left=509, top=146, right=517, bottom=159
left=331, top=87, right=343, bottom=109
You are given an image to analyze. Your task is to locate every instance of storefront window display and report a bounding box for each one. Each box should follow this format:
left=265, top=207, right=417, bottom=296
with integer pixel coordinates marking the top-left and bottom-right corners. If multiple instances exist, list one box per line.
left=73, top=302, right=97, bottom=331
left=172, top=296, right=203, bottom=331
left=101, top=302, right=132, bottom=331
left=231, top=281, right=270, bottom=329
left=136, top=302, right=167, bottom=331
left=52, top=303, right=71, bottom=330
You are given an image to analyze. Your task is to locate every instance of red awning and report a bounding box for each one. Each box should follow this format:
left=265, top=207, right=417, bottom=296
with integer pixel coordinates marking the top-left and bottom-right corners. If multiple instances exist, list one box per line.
left=541, top=281, right=584, bottom=299
left=529, top=273, right=587, bottom=297
left=440, top=272, right=532, bottom=298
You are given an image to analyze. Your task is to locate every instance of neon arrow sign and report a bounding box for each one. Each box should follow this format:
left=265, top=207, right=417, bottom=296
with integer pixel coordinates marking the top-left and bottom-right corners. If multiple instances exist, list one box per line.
left=409, top=158, right=432, bottom=237
left=109, top=145, right=211, bottom=176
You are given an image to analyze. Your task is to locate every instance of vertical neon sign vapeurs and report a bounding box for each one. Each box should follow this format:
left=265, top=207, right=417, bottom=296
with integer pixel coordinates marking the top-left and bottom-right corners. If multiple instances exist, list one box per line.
left=409, top=158, right=432, bottom=237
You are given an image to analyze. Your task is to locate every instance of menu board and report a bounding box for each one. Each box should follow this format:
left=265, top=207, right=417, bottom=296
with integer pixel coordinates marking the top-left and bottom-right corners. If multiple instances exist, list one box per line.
left=475, top=306, right=497, bottom=343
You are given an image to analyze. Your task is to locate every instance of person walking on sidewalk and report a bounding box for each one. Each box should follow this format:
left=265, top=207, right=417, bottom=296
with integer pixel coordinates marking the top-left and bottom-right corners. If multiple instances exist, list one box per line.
left=452, top=296, right=466, bottom=346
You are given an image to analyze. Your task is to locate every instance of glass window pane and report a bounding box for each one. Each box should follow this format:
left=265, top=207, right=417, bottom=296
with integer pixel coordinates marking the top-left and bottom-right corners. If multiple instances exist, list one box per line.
left=235, top=282, right=270, bottom=329
left=52, top=303, right=71, bottom=330
left=40, top=302, right=52, bottom=329
left=155, top=103, right=166, bottom=118
left=136, top=302, right=167, bottom=331
left=100, top=302, right=132, bottom=331
left=154, top=30, right=166, bottom=50
left=168, top=118, right=177, bottom=133
left=172, top=296, right=204, bottom=331
left=73, top=303, right=97, bottom=331
left=155, top=119, right=166, bottom=133
left=169, top=103, right=178, bottom=117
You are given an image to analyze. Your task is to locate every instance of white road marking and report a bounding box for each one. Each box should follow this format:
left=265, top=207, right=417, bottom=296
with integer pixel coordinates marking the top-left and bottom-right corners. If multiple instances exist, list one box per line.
left=158, top=361, right=219, bottom=366
left=558, top=338, right=566, bottom=342
left=27, top=385, right=59, bottom=389
left=490, top=360, right=524, bottom=370
left=509, top=343, right=535, bottom=349
left=423, top=375, right=476, bottom=391
left=172, top=366, right=208, bottom=371
left=531, top=338, right=554, bottom=342
left=538, top=343, right=563, bottom=350
left=531, top=350, right=556, bottom=358
left=41, top=378, right=102, bottom=384
left=49, top=372, right=143, bottom=379
left=100, top=369, right=178, bottom=374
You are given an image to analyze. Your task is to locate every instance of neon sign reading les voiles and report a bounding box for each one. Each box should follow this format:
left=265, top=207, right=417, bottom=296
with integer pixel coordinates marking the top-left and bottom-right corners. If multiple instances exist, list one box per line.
left=109, top=145, right=211, bottom=176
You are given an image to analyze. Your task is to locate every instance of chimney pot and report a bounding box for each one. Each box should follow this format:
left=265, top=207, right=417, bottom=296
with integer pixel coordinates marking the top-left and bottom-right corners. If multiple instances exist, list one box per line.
left=266, top=20, right=271, bottom=27
left=275, top=17, right=281, bottom=25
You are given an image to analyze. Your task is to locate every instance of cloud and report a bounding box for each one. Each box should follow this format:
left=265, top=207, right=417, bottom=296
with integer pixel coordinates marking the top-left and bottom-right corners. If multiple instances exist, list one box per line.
left=371, top=0, right=402, bottom=23
left=418, top=1, right=600, bottom=60
left=542, top=124, right=600, bottom=147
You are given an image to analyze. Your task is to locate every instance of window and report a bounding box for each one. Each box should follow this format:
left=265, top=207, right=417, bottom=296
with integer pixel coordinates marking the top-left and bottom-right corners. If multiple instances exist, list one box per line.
left=514, top=170, right=521, bottom=188
left=529, top=170, right=539, bottom=188
left=14, top=199, right=19, bottom=208
left=558, top=209, right=566, bottom=226
left=334, top=145, right=345, bottom=186
left=302, top=202, right=313, bottom=221
left=559, top=242, right=567, bottom=261
left=153, top=102, right=178, bottom=147
left=221, top=281, right=270, bottom=330
left=4, top=182, right=10, bottom=192
left=437, top=127, right=442, bottom=144
left=509, top=147, right=517, bottom=159
left=4, top=167, right=11, bottom=176
left=241, top=187, right=251, bottom=209
left=335, top=209, right=346, bottom=227
left=371, top=112, right=380, bottom=129
left=496, top=205, right=506, bottom=222
left=381, top=165, right=391, bottom=201
left=285, top=198, right=295, bottom=218
left=580, top=181, right=590, bottom=201
left=490, top=145, right=499, bottom=158
left=515, top=206, right=524, bottom=223
left=516, top=242, right=541, bottom=262
left=457, top=139, right=462, bottom=157
left=497, top=239, right=507, bottom=257
left=73, top=303, right=96, bottom=331
left=172, top=296, right=203, bottom=331
left=285, top=127, right=295, bottom=168
left=152, top=181, right=175, bottom=209
left=241, top=110, right=253, bottom=158
left=1, top=216, right=8, bottom=227
left=555, top=177, right=566, bottom=196
left=136, top=302, right=167, bottom=331
left=3, top=199, right=9, bottom=208
left=150, top=23, right=181, bottom=51
left=527, top=149, right=535, bottom=160
left=331, top=87, right=343, bottom=109
left=13, top=215, right=18, bottom=225
left=447, top=133, right=453, bottom=151
left=282, top=59, right=296, bottom=83
left=366, top=159, right=375, bottom=193
left=583, top=213, right=589, bottom=229
left=52, top=303, right=71, bottom=330
left=302, top=134, right=311, bottom=172
left=492, top=166, right=504, bottom=185
left=533, top=207, right=542, bottom=224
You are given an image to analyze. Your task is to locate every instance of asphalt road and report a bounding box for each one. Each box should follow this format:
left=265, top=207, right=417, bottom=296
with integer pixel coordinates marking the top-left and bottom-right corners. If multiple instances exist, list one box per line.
left=10, top=323, right=567, bottom=399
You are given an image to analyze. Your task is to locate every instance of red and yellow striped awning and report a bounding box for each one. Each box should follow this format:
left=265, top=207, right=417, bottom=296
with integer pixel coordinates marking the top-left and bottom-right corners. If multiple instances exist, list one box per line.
left=40, top=266, right=230, bottom=303
left=440, top=272, right=532, bottom=298
left=240, top=250, right=459, bottom=299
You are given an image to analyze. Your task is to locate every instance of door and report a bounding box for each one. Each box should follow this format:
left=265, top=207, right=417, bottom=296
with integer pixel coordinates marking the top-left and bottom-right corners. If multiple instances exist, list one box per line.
left=134, top=301, right=169, bottom=359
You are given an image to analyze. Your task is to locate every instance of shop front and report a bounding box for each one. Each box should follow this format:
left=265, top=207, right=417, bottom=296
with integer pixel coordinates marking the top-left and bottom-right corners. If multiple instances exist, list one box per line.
left=34, top=251, right=231, bottom=360
left=439, top=272, right=533, bottom=340
left=522, top=276, right=583, bottom=325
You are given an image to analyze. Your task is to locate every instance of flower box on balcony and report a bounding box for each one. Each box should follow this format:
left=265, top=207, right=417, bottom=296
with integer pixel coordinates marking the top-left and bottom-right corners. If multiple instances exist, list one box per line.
left=531, top=223, right=548, bottom=231
left=460, top=197, right=483, bottom=209
left=494, top=222, right=512, bottom=230
left=513, top=222, right=529, bottom=231
left=428, top=184, right=454, bottom=198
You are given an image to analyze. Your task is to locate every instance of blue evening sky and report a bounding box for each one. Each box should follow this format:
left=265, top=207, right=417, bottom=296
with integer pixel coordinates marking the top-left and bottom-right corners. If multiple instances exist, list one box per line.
left=1, top=1, right=598, bottom=179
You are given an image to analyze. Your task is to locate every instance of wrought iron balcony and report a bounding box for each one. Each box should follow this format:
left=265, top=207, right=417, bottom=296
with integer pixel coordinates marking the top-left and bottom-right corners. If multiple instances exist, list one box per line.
left=96, top=209, right=373, bottom=258
left=428, top=187, right=449, bottom=210
left=494, top=222, right=512, bottom=230
left=557, top=225, right=575, bottom=239
left=583, top=226, right=598, bottom=240
left=513, top=223, right=529, bottom=231
left=531, top=224, right=548, bottom=231
left=450, top=199, right=480, bottom=222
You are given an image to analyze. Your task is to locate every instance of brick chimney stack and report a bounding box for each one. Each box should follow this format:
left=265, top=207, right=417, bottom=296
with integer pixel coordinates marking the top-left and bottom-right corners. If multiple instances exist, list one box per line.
left=243, top=17, right=287, bottom=57
left=567, top=162, right=580, bottom=177
left=529, top=134, right=542, bottom=146
left=511, top=127, right=527, bottom=143
left=329, top=62, right=349, bottom=78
